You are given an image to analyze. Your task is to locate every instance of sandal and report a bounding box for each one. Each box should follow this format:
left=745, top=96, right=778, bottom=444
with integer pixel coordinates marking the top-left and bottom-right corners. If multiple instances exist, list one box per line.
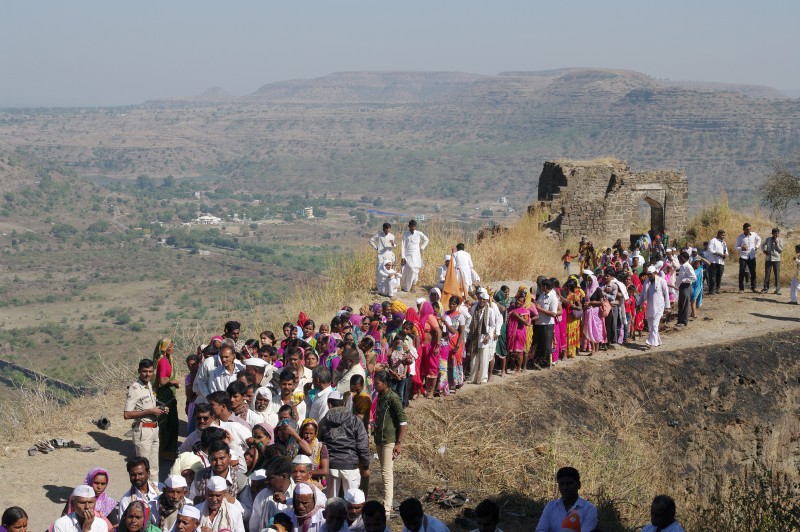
left=440, top=492, right=468, bottom=509
left=426, top=488, right=449, bottom=503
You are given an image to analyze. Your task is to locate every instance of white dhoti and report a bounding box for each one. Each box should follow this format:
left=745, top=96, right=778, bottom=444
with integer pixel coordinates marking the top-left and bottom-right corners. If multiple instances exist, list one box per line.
left=470, top=347, right=493, bottom=384
left=375, top=251, right=395, bottom=289
left=646, top=310, right=663, bottom=347
left=401, top=263, right=420, bottom=292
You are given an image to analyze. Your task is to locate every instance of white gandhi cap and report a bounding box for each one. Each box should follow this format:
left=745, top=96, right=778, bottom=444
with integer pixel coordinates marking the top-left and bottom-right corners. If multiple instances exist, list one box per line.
left=72, top=485, right=96, bottom=498
left=206, top=476, right=228, bottom=492
left=179, top=505, right=201, bottom=520
left=344, top=488, right=365, bottom=504
left=164, top=474, right=187, bottom=489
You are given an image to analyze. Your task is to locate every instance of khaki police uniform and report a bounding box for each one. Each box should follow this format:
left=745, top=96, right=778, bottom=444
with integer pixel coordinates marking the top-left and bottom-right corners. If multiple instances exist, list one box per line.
left=125, top=378, right=160, bottom=482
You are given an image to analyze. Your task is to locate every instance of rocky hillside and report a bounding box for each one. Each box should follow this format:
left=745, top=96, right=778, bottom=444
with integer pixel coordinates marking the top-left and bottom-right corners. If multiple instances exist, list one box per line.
left=1, top=68, right=798, bottom=206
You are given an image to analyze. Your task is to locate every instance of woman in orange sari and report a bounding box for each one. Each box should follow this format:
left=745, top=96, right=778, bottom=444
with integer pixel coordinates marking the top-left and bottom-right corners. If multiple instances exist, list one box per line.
left=564, top=279, right=585, bottom=358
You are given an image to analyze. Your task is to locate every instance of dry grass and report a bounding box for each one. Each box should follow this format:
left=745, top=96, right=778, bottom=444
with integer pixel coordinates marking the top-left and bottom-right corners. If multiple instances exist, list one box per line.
left=254, top=213, right=564, bottom=334
left=400, top=393, right=665, bottom=529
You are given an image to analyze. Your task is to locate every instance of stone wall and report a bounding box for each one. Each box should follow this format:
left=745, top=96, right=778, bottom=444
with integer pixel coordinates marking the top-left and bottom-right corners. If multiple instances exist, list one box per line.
left=535, top=159, right=688, bottom=244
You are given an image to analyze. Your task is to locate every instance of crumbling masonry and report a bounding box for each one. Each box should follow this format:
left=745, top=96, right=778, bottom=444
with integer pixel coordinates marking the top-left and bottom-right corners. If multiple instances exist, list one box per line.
left=534, top=159, right=688, bottom=244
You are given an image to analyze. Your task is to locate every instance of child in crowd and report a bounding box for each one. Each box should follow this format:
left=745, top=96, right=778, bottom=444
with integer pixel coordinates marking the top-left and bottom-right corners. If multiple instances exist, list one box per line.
left=561, top=249, right=577, bottom=274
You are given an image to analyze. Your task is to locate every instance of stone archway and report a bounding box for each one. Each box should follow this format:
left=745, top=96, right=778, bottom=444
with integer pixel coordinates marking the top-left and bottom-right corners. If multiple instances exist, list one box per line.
left=641, top=196, right=665, bottom=234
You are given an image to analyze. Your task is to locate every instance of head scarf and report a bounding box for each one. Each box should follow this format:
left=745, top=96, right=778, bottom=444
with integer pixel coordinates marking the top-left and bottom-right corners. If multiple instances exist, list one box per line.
left=254, top=422, right=275, bottom=446
left=419, top=301, right=436, bottom=330
left=584, top=273, right=599, bottom=298
left=276, top=418, right=300, bottom=459
left=170, top=452, right=203, bottom=477
left=119, top=500, right=158, bottom=532
left=292, top=482, right=322, bottom=532
left=404, top=308, right=422, bottom=337
left=82, top=468, right=117, bottom=517
left=349, top=314, right=363, bottom=328
left=370, top=303, right=382, bottom=316
left=250, top=387, right=271, bottom=413
left=389, top=300, right=407, bottom=315
left=151, top=337, right=173, bottom=391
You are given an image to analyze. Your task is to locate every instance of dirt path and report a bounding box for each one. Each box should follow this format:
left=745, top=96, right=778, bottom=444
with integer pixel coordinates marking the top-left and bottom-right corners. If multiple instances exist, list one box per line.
left=2, top=275, right=798, bottom=531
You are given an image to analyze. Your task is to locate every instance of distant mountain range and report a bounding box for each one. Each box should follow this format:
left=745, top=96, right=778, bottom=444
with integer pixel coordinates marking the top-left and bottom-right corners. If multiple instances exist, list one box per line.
left=1, top=68, right=798, bottom=208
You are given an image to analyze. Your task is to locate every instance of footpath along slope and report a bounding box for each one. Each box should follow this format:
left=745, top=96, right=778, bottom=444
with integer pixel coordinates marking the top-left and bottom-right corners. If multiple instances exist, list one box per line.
left=1, top=283, right=798, bottom=531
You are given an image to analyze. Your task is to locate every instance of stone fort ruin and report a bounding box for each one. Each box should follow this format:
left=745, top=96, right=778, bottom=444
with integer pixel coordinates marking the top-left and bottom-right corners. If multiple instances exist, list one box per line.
left=535, top=159, right=688, bottom=244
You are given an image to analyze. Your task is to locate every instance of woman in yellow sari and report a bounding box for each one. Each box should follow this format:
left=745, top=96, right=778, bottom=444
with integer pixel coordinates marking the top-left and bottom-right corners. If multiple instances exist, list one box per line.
left=564, top=278, right=585, bottom=358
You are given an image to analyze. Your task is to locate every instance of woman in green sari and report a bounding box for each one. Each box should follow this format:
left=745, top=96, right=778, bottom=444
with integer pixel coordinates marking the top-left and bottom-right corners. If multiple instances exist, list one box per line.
left=493, top=285, right=510, bottom=376
left=153, top=337, right=180, bottom=460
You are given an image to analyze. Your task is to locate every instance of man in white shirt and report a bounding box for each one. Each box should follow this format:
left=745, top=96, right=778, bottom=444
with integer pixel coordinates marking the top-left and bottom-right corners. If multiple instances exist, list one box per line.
left=52, top=485, right=110, bottom=532
left=399, top=498, right=450, bottom=532
left=535, top=468, right=598, bottom=532
left=249, top=458, right=295, bottom=532
left=269, top=369, right=307, bottom=422
left=637, top=266, right=671, bottom=348
left=400, top=219, right=429, bottom=292
left=308, top=366, right=334, bottom=422
left=118, top=457, right=162, bottom=524
left=707, top=229, right=728, bottom=294
left=735, top=223, right=761, bottom=293
left=369, top=223, right=396, bottom=288
left=534, top=279, right=559, bottom=366
left=452, top=243, right=477, bottom=294
left=335, top=349, right=366, bottom=394
left=207, top=346, right=244, bottom=395
left=641, top=495, right=686, bottom=532
left=676, top=252, right=697, bottom=327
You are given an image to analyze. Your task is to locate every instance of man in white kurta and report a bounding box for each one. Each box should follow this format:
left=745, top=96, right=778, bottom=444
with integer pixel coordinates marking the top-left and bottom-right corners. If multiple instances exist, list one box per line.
left=637, top=266, right=670, bottom=348
left=400, top=220, right=429, bottom=292
left=369, top=223, right=396, bottom=288
left=452, top=244, right=477, bottom=293
left=376, top=261, right=401, bottom=298
left=468, top=289, right=502, bottom=384
left=52, top=485, right=110, bottom=532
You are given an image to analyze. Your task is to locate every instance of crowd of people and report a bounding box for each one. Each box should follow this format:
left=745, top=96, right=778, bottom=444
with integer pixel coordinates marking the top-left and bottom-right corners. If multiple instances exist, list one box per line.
left=12, top=218, right=791, bottom=532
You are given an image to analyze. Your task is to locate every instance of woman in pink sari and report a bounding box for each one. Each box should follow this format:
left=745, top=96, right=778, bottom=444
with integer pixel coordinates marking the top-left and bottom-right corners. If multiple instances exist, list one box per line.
left=506, top=294, right=535, bottom=374
left=582, top=271, right=606, bottom=355
left=418, top=301, right=441, bottom=397
left=552, top=279, right=568, bottom=363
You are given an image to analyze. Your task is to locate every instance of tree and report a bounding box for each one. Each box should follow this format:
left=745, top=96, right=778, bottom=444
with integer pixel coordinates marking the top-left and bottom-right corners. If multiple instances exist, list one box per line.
left=481, top=208, right=493, bottom=218
left=52, top=223, right=78, bottom=241
left=161, top=175, right=175, bottom=188
left=760, top=161, right=800, bottom=223
left=136, top=175, right=155, bottom=191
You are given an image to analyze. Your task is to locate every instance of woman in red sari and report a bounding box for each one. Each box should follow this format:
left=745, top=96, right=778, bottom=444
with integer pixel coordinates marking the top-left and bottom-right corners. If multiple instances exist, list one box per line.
left=418, top=301, right=441, bottom=397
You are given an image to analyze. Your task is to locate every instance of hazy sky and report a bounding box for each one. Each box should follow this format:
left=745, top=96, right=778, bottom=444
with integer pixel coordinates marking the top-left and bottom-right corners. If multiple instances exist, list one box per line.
left=2, top=1, right=798, bottom=107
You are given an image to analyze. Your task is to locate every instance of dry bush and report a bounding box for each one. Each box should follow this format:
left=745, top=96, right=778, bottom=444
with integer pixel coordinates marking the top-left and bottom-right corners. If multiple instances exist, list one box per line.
left=473, top=213, right=563, bottom=281
left=401, top=393, right=665, bottom=529
left=87, top=356, right=138, bottom=394
left=0, top=374, right=67, bottom=444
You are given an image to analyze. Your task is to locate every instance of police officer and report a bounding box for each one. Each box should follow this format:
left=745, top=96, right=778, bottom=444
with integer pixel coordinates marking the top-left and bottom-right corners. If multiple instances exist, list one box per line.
left=124, top=358, right=165, bottom=482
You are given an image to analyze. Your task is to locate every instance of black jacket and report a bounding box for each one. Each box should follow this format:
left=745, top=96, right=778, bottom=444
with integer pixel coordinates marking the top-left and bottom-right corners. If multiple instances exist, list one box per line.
left=318, top=407, right=371, bottom=470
